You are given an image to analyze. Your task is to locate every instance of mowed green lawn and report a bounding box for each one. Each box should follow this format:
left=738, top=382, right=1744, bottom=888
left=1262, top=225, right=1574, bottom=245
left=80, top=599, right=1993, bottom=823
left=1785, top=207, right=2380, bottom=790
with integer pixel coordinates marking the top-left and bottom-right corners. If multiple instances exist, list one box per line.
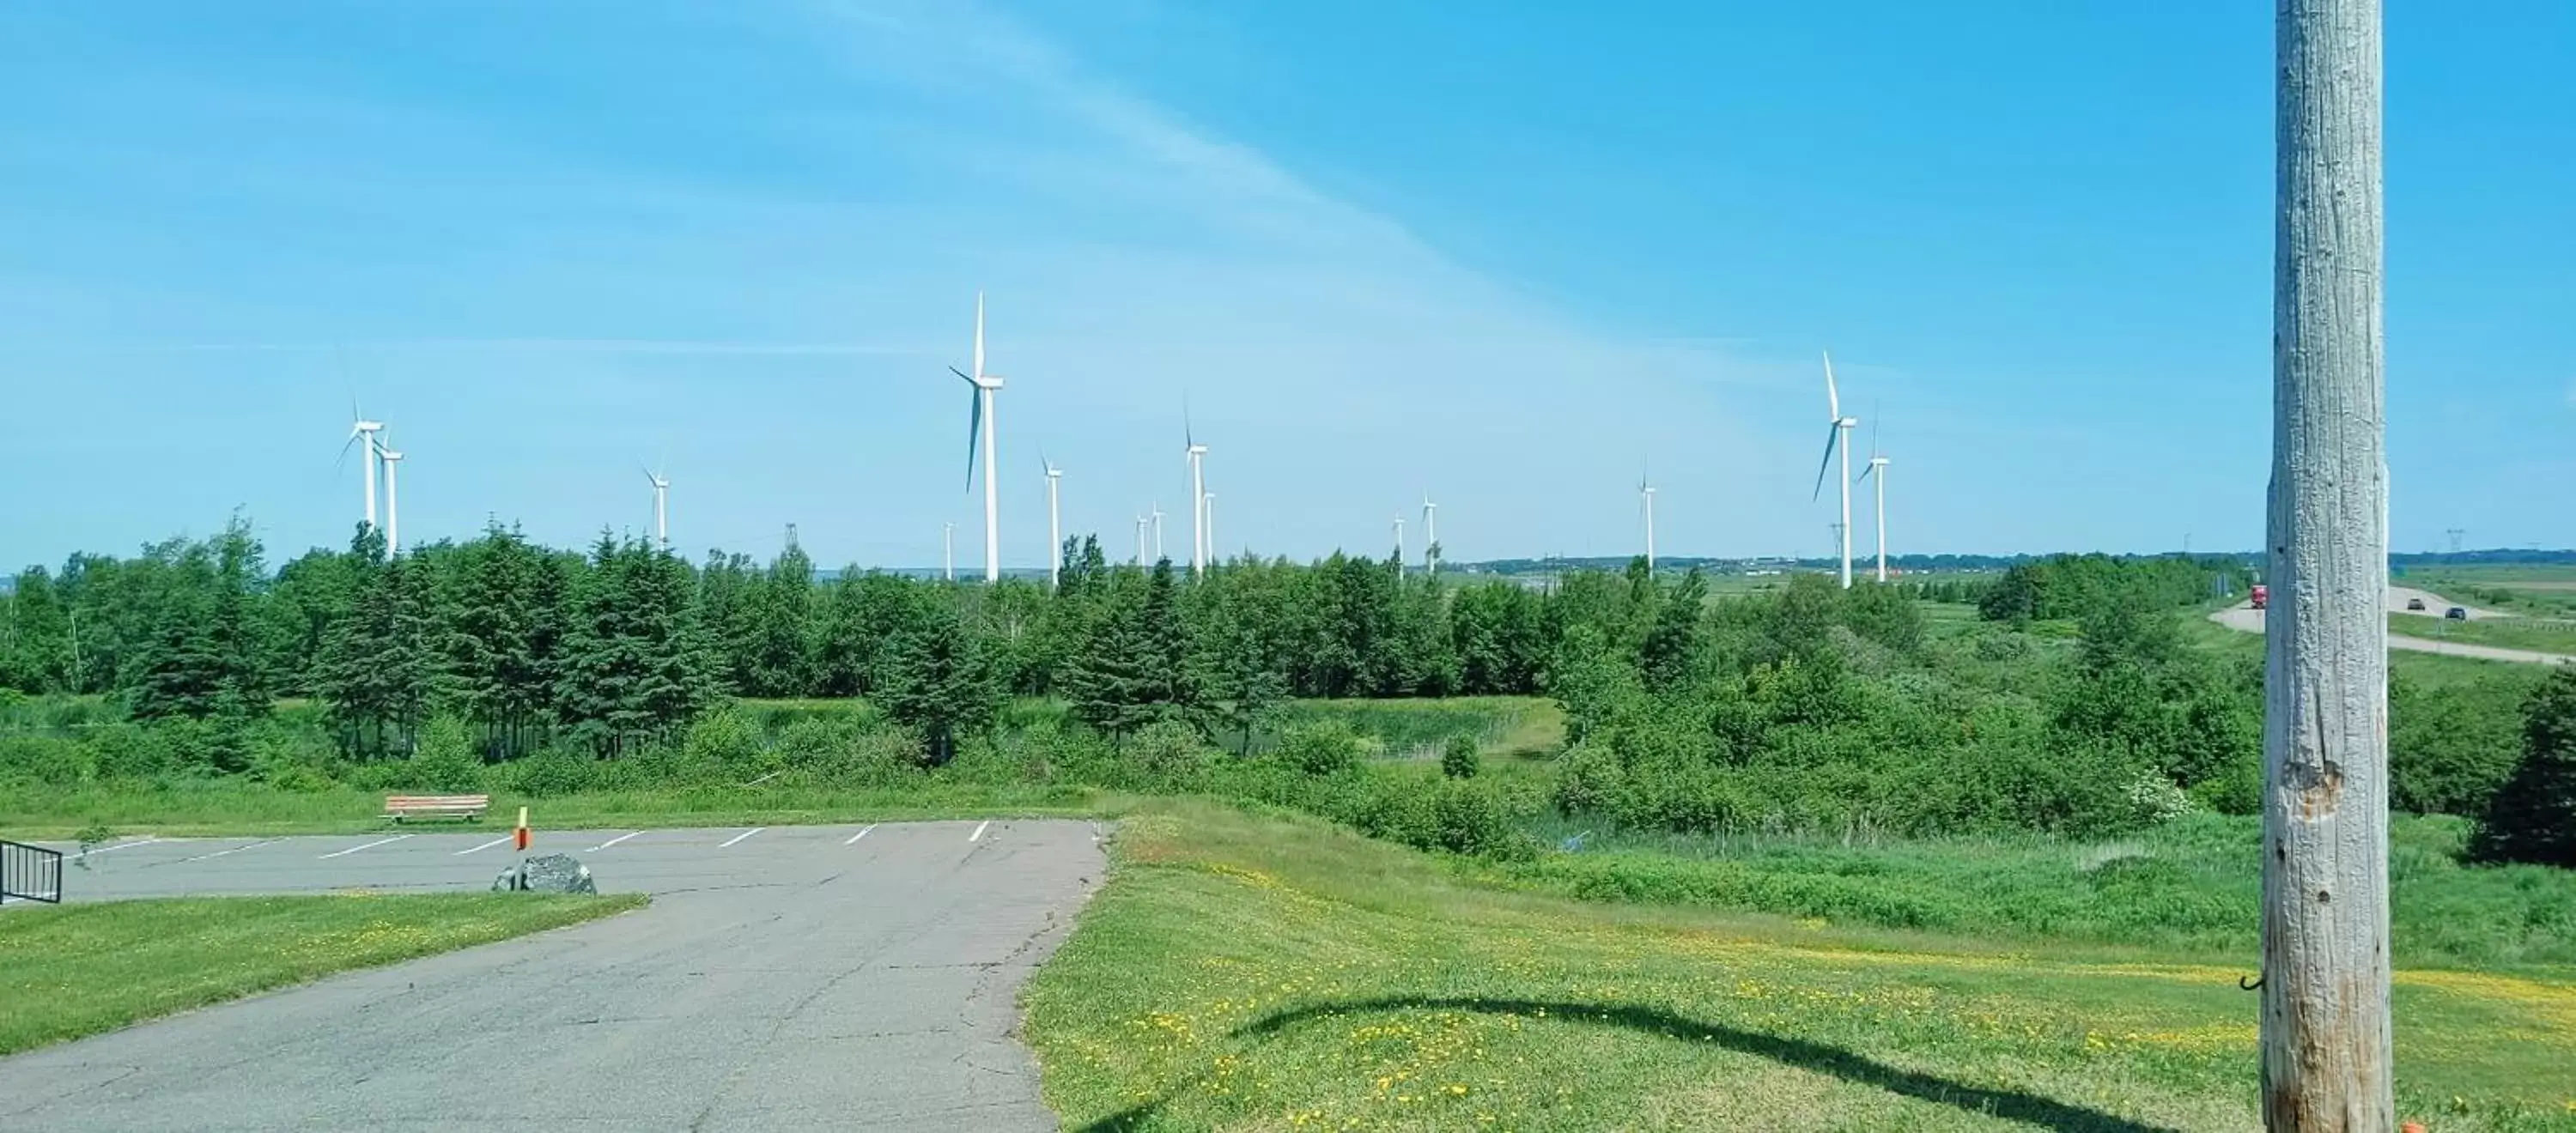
left=1024, top=803, right=2576, bottom=1131
left=0, top=893, right=641, bottom=1056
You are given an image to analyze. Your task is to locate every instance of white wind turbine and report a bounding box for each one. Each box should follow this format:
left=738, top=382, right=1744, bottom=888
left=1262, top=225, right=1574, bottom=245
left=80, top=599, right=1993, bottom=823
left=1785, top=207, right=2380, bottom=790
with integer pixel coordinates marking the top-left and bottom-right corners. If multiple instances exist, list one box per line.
left=1422, top=494, right=1439, bottom=575
left=1203, top=493, right=1218, bottom=566
left=1810, top=352, right=1860, bottom=588
left=641, top=464, right=671, bottom=550
left=1133, top=514, right=1149, bottom=566
left=946, top=293, right=1004, bottom=583
left=379, top=440, right=405, bottom=556
left=1151, top=502, right=1165, bottom=561
left=1639, top=474, right=1657, bottom=573
left=1184, top=410, right=1209, bottom=577
left=1856, top=414, right=1891, bottom=584
left=1042, top=455, right=1063, bottom=589
left=942, top=522, right=957, bottom=581
left=337, top=405, right=386, bottom=535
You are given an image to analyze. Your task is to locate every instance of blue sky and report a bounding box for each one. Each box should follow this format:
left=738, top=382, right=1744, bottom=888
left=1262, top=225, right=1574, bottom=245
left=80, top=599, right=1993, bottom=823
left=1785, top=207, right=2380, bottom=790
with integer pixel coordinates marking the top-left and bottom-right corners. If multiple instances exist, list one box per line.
left=2, top=2, right=2568, bottom=571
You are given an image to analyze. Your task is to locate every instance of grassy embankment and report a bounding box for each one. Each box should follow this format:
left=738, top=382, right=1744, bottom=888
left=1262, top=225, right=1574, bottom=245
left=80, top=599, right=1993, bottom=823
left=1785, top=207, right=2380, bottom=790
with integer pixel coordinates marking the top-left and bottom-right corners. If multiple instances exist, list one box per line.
left=1024, top=802, right=2576, bottom=1132
left=0, top=893, right=641, bottom=1056
left=0, top=696, right=1541, bottom=839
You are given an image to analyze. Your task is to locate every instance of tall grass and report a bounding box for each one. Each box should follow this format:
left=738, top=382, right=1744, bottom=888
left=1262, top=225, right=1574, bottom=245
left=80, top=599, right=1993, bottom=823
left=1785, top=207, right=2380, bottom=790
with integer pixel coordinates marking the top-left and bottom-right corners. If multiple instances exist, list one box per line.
left=1513, top=811, right=2576, bottom=970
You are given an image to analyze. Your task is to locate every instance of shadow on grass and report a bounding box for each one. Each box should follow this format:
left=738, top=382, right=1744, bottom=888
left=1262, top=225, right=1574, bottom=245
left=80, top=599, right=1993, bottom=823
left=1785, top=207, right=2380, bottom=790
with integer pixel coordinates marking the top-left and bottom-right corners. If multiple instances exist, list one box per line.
left=1075, top=996, right=2177, bottom=1133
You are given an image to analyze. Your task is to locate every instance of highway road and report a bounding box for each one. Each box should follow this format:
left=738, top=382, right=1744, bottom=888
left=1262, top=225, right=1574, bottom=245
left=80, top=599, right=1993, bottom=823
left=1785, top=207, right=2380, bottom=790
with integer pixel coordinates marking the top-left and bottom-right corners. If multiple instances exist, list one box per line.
left=2211, top=603, right=2574, bottom=666
left=0, top=821, right=1103, bottom=1131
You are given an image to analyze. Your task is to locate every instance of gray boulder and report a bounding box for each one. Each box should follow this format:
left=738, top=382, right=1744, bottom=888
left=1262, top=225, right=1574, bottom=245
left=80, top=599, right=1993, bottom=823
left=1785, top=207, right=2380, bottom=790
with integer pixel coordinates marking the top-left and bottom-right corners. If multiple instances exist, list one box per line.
left=492, top=853, right=596, bottom=894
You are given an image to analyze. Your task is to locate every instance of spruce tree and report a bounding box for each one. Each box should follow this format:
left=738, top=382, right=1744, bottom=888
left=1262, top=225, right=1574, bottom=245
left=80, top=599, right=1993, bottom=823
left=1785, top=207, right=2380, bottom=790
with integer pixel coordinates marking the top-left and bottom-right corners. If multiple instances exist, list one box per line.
left=2473, top=667, right=2576, bottom=866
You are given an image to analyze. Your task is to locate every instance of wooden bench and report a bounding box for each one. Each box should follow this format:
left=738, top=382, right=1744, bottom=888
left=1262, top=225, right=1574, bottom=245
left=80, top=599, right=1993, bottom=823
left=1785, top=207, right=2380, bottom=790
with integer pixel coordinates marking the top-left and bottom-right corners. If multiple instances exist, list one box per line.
left=384, top=794, right=490, bottom=823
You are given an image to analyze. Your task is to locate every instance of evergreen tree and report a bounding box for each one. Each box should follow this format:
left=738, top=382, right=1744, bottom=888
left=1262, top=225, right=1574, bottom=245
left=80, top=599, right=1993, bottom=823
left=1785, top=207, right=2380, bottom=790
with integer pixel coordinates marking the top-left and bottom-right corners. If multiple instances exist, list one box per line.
left=2473, top=667, right=2576, bottom=866
left=877, top=600, right=1001, bottom=764
left=1063, top=571, right=1154, bottom=738
left=316, top=529, right=439, bottom=756
left=444, top=524, right=561, bottom=758
left=556, top=536, right=723, bottom=757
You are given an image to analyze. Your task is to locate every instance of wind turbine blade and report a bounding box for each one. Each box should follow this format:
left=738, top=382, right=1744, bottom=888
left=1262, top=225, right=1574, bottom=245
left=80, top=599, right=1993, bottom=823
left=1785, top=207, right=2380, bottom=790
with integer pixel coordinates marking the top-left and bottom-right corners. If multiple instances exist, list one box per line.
left=949, top=365, right=977, bottom=386
left=963, top=390, right=984, bottom=492
left=972, top=291, right=986, bottom=379
left=1810, top=424, right=1842, bottom=500
left=1823, top=351, right=1840, bottom=421
left=1870, top=401, right=1881, bottom=458
left=334, top=432, right=360, bottom=472
left=1856, top=462, right=1875, bottom=484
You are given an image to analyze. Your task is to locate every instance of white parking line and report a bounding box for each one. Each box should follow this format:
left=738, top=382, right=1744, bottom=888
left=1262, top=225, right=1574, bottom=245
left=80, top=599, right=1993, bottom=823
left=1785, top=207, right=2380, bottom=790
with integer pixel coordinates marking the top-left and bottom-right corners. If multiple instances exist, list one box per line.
left=844, top=824, right=877, bottom=845
left=175, top=839, right=280, bottom=863
left=719, top=827, right=763, bottom=848
left=455, top=836, right=513, bottom=856
left=969, top=821, right=990, bottom=842
left=319, top=834, right=412, bottom=859
left=73, top=837, right=166, bottom=859
left=588, top=832, right=641, bottom=852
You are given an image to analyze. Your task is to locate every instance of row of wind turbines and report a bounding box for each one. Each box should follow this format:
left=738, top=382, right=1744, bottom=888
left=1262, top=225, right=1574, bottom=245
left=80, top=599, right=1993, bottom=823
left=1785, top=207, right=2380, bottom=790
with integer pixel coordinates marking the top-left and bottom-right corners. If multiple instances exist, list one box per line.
left=942, top=294, right=1448, bottom=586
left=1632, top=351, right=1897, bottom=588
left=333, top=296, right=1892, bottom=590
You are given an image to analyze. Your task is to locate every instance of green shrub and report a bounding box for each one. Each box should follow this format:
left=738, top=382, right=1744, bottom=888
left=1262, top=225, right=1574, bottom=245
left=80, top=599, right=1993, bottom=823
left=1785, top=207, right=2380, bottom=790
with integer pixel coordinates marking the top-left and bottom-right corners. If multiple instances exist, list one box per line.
left=1127, top=721, right=1215, bottom=789
left=509, top=749, right=599, bottom=797
left=1275, top=720, right=1362, bottom=778
left=1440, top=735, right=1480, bottom=779
left=682, top=704, right=770, bottom=782
left=400, top=717, right=487, bottom=792
left=0, top=736, right=94, bottom=786
left=1431, top=779, right=1528, bottom=860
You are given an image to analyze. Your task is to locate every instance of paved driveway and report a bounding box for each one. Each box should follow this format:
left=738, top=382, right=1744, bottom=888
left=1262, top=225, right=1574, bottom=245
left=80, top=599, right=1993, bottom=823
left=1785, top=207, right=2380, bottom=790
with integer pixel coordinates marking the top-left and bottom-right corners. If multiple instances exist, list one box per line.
left=0, top=821, right=1103, bottom=1131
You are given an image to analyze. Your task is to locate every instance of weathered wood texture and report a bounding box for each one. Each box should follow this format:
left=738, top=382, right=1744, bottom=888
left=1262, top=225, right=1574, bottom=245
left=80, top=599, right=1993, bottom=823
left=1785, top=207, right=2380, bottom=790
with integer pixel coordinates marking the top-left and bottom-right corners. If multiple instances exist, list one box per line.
left=2265, top=0, right=2391, bottom=1129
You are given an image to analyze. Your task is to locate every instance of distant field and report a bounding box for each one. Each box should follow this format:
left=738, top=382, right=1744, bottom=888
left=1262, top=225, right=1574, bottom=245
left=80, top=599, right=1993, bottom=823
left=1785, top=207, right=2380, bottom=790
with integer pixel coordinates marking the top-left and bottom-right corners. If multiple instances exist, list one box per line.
left=1025, top=803, right=2576, bottom=1132
left=2409, top=567, right=2576, bottom=619
left=2391, top=612, right=2576, bottom=656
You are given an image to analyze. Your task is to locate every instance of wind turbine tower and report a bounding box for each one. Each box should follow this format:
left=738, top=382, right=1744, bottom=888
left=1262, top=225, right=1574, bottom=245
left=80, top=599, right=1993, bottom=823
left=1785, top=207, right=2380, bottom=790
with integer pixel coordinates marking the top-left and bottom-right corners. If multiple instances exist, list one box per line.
left=1151, top=502, right=1165, bottom=561
left=1185, top=415, right=1209, bottom=576
left=1043, top=457, right=1063, bottom=589
left=379, top=444, right=404, bottom=556
left=1422, top=494, right=1439, bottom=575
left=947, top=293, right=1005, bottom=583
left=1133, top=515, right=1149, bottom=566
left=943, top=523, right=956, bottom=582
left=341, top=409, right=386, bottom=534
left=1393, top=515, right=1406, bottom=579
left=1204, top=493, right=1218, bottom=566
left=1810, top=352, right=1860, bottom=588
left=1639, top=477, right=1657, bottom=573
left=1858, top=421, right=1891, bottom=584
left=642, top=464, right=670, bottom=550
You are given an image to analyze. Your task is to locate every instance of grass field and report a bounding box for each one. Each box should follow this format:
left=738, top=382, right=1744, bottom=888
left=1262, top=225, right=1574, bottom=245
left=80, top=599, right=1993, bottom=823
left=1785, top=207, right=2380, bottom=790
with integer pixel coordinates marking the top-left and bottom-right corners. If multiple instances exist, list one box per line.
left=0, top=892, right=641, bottom=1056
left=2391, top=612, right=2576, bottom=656
left=1514, top=813, right=2576, bottom=970
left=1024, top=803, right=2576, bottom=1131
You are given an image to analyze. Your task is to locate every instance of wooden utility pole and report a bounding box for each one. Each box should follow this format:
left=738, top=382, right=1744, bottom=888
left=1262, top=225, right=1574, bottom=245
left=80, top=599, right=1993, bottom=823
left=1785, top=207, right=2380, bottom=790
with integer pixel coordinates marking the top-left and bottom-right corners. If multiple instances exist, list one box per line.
left=2266, top=0, right=2391, bottom=1129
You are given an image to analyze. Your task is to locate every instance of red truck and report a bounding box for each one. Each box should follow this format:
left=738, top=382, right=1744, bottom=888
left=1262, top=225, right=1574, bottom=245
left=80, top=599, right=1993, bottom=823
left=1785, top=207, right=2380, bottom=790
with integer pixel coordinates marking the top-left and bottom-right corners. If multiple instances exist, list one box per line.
left=2250, top=584, right=2269, bottom=611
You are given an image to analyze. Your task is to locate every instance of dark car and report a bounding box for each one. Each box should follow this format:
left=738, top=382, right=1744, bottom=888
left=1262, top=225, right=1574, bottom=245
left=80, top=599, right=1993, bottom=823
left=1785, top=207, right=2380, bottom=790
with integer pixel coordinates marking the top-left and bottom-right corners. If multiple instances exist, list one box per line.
left=2406, top=597, right=2427, bottom=611
left=2446, top=607, right=2469, bottom=621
